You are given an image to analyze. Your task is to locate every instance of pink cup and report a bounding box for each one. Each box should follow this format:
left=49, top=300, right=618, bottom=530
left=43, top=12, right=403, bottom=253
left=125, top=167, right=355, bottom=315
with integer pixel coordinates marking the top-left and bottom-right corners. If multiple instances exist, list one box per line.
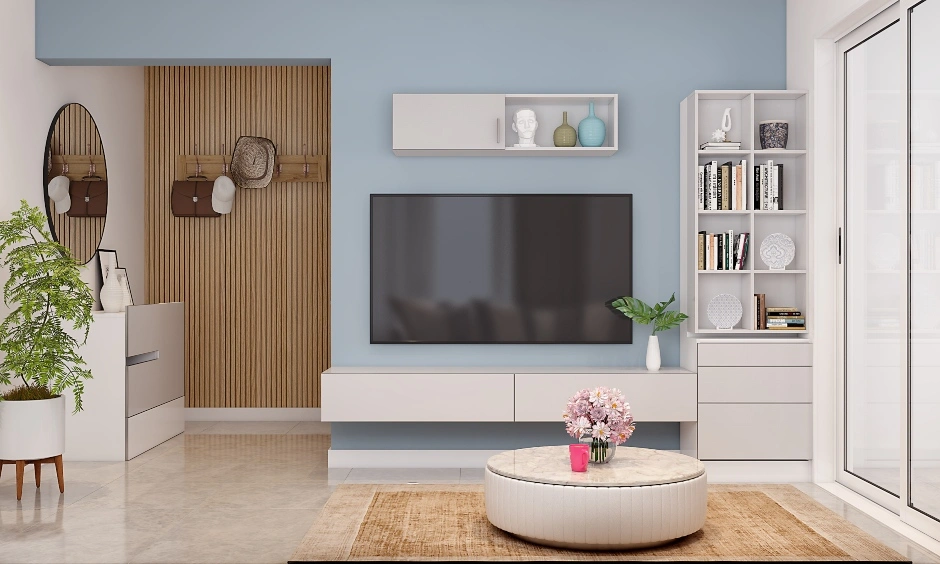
left=569, top=444, right=589, bottom=472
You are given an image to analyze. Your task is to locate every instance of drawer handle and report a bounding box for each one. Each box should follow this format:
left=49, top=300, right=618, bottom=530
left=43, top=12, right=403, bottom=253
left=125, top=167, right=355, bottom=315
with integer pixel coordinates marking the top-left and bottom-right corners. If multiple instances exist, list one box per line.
left=127, top=350, right=159, bottom=366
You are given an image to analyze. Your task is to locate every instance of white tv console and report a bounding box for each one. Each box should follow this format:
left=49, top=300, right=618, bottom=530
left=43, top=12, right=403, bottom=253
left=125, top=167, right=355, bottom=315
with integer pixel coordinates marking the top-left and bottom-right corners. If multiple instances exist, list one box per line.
left=321, top=366, right=698, bottom=466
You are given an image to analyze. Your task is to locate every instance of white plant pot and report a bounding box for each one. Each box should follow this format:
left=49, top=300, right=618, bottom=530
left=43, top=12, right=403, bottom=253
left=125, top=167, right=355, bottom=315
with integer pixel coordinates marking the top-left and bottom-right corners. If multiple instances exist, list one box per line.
left=646, top=335, right=661, bottom=371
left=0, top=396, right=65, bottom=460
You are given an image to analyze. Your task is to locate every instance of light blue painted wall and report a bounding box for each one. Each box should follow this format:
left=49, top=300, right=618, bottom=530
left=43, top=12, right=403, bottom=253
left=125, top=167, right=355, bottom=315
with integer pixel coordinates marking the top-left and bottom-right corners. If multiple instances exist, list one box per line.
left=36, top=0, right=786, bottom=451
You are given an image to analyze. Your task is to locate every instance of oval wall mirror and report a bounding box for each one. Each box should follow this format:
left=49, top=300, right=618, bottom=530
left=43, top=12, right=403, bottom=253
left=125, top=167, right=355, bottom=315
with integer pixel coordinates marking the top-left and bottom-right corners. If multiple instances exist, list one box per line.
left=43, top=103, right=108, bottom=265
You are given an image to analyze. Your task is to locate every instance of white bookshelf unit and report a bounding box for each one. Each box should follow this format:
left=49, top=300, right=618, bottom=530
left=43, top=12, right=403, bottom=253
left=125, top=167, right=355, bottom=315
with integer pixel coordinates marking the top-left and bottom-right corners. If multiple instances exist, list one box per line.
left=680, top=90, right=810, bottom=336
left=393, top=94, right=617, bottom=156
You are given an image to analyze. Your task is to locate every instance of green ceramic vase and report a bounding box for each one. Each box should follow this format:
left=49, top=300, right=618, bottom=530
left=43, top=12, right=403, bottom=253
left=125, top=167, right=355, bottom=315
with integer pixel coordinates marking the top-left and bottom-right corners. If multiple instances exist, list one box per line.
left=553, top=111, right=577, bottom=147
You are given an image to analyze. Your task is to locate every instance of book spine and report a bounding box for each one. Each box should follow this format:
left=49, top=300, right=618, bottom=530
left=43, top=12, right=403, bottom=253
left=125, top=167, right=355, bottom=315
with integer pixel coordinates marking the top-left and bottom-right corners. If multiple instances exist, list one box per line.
left=698, top=231, right=705, bottom=270
left=717, top=163, right=724, bottom=210
left=708, top=234, right=714, bottom=270
left=777, top=163, right=784, bottom=210
left=736, top=233, right=746, bottom=270
left=762, top=165, right=769, bottom=210
left=721, top=163, right=731, bottom=210
left=731, top=164, right=738, bottom=211
left=727, top=229, right=733, bottom=271
left=754, top=165, right=760, bottom=210
left=710, top=161, right=718, bottom=211
left=741, top=159, right=747, bottom=211
left=717, top=233, right=725, bottom=270
left=768, top=159, right=777, bottom=210
left=697, top=165, right=705, bottom=210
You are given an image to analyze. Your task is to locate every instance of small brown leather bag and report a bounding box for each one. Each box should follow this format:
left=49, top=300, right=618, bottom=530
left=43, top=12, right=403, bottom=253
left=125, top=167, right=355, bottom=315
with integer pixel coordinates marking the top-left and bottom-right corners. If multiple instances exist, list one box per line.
left=66, top=181, right=108, bottom=217
left=171, top=180, right=219, bottom=217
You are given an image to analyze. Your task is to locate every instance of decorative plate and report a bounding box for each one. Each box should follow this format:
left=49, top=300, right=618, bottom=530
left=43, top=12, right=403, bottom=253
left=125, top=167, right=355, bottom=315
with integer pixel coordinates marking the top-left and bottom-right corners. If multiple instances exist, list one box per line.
left=760, top=233, right=795, bottom=269
left=707, top=294, right=743, bottom=330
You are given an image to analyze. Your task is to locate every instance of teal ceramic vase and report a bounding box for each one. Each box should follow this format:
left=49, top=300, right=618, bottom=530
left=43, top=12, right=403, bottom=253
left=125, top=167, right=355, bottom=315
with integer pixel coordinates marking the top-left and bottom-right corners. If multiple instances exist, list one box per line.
left=578, top=101, right=606, bottom=147
left=553, top=111, right=578, bottom=147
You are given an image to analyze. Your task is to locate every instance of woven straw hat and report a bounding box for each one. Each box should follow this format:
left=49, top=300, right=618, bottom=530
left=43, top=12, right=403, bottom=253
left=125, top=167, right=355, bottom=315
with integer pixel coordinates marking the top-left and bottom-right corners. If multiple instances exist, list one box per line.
left=231, top=136, right=275, bottom=189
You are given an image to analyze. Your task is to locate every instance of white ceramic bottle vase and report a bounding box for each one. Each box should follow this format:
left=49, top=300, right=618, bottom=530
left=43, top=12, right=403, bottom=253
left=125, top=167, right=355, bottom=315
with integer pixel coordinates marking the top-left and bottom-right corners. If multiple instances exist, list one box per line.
left=100, top=269, right=124, bottom=313
left=646, top=335, right=661, bottom=371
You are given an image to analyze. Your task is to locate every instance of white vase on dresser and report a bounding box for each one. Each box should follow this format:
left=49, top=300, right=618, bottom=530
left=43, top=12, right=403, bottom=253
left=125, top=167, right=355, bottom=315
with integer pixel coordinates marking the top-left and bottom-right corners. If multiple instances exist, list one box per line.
left=99, top=269, right=124, bottom=313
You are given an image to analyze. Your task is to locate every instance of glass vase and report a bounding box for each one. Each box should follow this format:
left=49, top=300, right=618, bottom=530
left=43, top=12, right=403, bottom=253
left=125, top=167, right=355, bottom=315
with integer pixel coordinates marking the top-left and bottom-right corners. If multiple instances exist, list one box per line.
left=580, top=436, right=616, bottom=464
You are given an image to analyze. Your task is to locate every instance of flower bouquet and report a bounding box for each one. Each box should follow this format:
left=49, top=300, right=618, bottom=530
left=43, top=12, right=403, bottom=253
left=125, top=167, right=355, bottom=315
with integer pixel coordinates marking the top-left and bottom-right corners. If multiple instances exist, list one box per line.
left=563, top=386, right=635, bottom=464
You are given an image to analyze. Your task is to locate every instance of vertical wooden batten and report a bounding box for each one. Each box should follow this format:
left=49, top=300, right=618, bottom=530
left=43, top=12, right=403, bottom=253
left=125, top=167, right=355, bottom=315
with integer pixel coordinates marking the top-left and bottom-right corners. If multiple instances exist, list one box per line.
left=145, top=66, right=330, bottom=408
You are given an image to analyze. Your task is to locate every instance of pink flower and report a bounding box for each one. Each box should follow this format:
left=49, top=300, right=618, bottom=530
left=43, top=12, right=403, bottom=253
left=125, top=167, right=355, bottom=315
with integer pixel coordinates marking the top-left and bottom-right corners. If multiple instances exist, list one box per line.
left=590, top=406, right=608, bottom=422
left=589, top=388, right=608, bottom=405
left=591, top=422, right=611, bottom=440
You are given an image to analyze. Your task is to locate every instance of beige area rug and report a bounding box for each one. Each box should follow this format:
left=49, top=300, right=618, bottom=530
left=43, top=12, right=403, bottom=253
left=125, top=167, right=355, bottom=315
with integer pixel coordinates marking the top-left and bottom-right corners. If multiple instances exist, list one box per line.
left=290, top=484, right=908, bottom=561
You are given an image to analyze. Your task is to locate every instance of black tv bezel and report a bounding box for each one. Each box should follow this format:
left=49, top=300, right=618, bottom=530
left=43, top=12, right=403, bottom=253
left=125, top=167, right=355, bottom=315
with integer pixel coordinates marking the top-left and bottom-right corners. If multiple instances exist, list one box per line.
left=369, top=193, right=633, bottom=345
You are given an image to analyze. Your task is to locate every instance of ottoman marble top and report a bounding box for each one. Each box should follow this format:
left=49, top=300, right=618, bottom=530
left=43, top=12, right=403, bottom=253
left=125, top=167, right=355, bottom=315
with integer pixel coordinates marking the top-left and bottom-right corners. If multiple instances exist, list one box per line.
left=486, top=446, right=705, bottom=487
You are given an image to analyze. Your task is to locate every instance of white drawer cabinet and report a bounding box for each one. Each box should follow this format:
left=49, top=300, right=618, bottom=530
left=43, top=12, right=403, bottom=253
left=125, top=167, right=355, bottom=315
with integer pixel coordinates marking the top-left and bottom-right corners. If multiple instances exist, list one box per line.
left=696, top=342, right=812, bottom=461
left=65, top=303, right=185, bottom=461
left=393, top=94, right=505, bottom=152
left=698, top=403, right=812, bottom=460
left=514, top=371, right=696, bottom=422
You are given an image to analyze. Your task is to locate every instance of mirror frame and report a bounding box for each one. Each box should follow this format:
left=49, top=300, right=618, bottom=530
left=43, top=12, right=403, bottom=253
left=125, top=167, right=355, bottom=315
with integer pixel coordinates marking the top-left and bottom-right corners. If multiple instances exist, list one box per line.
left=42, top=103, right=108, bottom=265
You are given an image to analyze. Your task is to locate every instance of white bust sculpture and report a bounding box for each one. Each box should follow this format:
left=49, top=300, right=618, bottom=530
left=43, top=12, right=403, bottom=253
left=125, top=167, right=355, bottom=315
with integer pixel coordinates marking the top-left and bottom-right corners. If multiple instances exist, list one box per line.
left=512, top=108, right=539, bottom=147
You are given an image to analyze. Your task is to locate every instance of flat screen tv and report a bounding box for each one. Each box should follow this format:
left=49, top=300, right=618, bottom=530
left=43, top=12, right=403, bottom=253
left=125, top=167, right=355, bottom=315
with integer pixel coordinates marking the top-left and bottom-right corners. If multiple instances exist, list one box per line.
left=371, top=194, right=633, bottom=344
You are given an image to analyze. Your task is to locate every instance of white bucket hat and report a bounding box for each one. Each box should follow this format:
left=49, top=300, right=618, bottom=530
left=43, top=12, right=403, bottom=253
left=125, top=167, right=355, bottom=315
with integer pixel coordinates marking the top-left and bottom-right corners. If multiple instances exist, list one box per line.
left=48, top=175, right=71, bottom=214
left=212, top=175, right=236, bottom=214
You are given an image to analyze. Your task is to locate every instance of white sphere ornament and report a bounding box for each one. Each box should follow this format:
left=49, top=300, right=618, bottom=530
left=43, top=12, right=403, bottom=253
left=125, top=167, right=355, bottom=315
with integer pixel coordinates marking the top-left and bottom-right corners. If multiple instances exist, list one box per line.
left=711, top=129, right=727, bottom=142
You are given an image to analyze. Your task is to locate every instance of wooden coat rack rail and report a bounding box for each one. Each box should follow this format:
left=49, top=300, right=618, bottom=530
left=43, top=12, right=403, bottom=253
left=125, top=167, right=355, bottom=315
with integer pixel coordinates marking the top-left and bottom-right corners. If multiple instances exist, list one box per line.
left=49, top=155, right=108, bottom=181
left=175, top=155, right=326, bottom=184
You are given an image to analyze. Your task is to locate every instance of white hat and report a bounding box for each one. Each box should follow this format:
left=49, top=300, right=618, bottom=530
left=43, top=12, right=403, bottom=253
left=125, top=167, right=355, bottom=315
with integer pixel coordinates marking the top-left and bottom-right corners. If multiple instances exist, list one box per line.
left=48, top=175, right=71, bottom=214
left=212, top=175, right=236, bottom=214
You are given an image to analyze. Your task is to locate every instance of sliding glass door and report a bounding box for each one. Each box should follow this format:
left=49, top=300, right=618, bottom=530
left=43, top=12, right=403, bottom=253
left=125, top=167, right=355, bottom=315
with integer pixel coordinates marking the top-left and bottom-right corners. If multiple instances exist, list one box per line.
left=908, top=0, right=940, bottom=526
left=840, top=0, right=940, bottom=538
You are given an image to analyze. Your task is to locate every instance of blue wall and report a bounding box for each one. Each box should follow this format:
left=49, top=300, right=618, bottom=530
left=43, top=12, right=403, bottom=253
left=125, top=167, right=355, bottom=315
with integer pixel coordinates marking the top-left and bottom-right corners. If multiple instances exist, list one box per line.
left=36, top=0, right=786, bottom=450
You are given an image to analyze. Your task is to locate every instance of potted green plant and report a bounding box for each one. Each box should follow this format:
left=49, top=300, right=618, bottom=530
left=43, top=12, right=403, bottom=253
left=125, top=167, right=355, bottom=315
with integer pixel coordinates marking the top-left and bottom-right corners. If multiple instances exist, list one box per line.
left=605, top=293, right=688, bottom=371
left=0, top=200, right=93, bottom=465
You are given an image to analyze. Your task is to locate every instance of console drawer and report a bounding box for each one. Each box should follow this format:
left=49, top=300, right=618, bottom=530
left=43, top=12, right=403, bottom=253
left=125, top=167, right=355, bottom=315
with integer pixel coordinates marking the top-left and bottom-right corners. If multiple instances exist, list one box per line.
left=698, top=367, right=812, bottom=403
left=698, top=343, right=812, bottom=367
left=126, top=358, right=184, bottom=417
left=698, top=403, right=812, bottom=460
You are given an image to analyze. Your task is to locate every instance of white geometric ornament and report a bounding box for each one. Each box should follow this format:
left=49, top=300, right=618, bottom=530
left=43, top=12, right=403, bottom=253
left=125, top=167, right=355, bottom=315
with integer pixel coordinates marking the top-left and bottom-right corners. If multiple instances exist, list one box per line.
left=759, top=233, right=795, bottom=270
left=707, top=293, right=743, bottom=330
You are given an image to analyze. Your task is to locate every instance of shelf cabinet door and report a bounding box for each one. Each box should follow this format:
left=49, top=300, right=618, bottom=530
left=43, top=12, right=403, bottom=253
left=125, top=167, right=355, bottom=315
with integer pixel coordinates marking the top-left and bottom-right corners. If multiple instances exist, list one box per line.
left=393, top=94, right=505, bottom=151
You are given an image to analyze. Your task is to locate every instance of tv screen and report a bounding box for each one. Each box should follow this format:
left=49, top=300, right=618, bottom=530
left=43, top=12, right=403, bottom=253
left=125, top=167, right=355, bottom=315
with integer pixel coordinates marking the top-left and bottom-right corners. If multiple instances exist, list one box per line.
left=371, top=194, right=633, bottom=344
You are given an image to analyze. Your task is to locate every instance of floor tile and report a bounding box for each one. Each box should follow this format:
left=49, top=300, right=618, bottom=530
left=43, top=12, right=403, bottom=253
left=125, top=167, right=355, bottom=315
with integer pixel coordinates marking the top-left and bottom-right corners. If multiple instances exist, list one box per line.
left=198, top=421, right=299, bottom=435
left=344, top=467, right=461, bottom=484
left=184, top=421, right=218, bottom=434
left=460, top=467, right=486, bottom=483
left=288, top=421, right=331, bottom=434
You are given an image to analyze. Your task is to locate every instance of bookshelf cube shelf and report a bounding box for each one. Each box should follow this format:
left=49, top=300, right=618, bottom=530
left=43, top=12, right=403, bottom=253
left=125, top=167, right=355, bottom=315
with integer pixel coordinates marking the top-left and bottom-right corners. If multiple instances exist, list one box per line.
left=680, top=90, right=810, bottom=336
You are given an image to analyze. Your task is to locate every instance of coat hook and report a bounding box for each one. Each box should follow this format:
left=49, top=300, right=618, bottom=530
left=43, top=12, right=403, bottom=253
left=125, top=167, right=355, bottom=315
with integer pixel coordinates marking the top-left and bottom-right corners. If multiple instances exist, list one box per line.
left=302, top=143, right=309, bottom=177
left=194, top=144, right=202, bottom=177
left=220, top=143, right=228, bottom=175
left=60, top=142, right=68, bottom=175
left=87, top=143, right=96, bottom=175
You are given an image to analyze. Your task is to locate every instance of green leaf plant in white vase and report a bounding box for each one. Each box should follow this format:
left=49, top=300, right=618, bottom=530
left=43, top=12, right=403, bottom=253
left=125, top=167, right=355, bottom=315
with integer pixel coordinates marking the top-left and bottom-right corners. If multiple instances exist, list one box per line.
left=0, top=200, right=93, bottom=482
left=605, top=292, right=688, bottom=371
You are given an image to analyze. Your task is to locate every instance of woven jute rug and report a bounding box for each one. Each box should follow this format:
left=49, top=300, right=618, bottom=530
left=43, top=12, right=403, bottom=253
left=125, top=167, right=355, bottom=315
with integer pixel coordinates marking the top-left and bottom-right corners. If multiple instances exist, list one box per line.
left=290, top=484, right=909, bottom=561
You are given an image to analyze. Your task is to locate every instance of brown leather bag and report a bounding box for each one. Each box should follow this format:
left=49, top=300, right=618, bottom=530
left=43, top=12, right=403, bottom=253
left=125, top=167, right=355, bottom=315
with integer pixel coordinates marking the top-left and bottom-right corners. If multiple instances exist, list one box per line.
left=66, top=181, right=108, bottom=217
left=171, top=180, right=219, bottom=217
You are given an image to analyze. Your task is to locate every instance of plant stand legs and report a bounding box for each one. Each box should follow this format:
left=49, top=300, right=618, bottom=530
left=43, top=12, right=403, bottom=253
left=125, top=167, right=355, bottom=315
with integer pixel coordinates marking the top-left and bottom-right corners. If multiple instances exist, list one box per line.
left=1, top=456, right=64, bottom=500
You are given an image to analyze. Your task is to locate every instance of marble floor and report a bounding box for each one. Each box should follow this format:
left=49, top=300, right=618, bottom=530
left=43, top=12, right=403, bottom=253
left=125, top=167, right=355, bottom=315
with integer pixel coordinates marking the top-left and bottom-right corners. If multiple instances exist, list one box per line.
left=0, top=422, right=936, bottom=563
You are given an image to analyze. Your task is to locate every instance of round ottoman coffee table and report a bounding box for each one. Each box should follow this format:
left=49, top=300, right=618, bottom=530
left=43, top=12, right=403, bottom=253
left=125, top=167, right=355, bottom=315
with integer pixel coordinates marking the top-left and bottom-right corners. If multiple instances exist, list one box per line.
left=484, top=445, right=707, bottom=550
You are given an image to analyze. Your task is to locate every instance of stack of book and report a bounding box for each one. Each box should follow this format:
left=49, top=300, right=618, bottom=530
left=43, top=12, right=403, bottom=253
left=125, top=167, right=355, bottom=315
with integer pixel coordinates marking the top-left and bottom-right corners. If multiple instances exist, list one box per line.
left=698, top=160, right=748, bottom=210
left=753, top=296, right=805, bottom=330
left=698, top=230, right=749, bottom=270
left=755, top=160, right=784, bottom=210
left=766, top=308, right=805, bottom=330
left=700, top=141, right=741, bottom=150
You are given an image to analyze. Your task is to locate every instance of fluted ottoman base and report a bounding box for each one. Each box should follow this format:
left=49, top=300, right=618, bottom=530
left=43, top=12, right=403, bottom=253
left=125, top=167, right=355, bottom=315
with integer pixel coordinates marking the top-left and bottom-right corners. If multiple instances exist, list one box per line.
left=484, top=447, right=708, bottom=550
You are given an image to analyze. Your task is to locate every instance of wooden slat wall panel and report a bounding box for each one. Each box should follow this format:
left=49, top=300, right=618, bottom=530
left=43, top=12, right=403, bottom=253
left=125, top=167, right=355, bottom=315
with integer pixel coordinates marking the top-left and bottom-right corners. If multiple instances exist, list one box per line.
left=144, top=66, right=330, bottom=408
left=48, top=103, right=106, bottom=265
